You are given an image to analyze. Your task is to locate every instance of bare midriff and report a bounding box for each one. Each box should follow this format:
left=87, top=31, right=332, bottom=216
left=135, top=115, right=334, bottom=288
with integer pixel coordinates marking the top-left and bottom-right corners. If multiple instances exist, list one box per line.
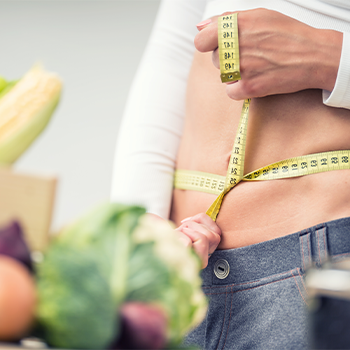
left=170, top=50, right=350, bottom=250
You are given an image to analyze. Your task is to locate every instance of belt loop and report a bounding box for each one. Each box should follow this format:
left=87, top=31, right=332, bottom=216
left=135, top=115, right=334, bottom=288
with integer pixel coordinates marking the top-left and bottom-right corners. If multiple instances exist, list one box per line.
left=314, top=224, right=329, bottom=267
left=299, top=231, right=312, bottom=272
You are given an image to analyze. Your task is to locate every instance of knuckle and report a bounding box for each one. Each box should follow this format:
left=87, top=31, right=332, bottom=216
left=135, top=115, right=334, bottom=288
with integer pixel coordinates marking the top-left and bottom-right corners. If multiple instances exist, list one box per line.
left=198, top=232, right=208, bottom=243
left=192, top=213, right=208, bottom=224
left=178, top=224, right=188, bottom=232
left=246, top=81, right=257, bottom=95
left=197, top=213, right=208, bottom=221
left=244, top=80, right=263, bottom=97
left=201, top=239, right=209, bottom=250
left=200, top=241, right=209, bottom=254
left=179, top=227, right=192, bottom=239
left=175, top=226, right=184, bottom=234
left=182, top=221, right=196, bottom=230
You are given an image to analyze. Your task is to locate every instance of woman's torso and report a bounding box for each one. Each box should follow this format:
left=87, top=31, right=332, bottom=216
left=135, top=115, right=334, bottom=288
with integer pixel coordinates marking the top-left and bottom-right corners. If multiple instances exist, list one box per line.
left=170, top=50, right=350, bottom=249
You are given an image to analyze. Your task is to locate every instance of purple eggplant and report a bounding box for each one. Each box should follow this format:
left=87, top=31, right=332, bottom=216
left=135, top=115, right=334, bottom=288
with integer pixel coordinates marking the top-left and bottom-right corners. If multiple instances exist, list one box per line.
left=0, top=221, right=32, bottom=271
left=110, top=302, right=168, bottom=350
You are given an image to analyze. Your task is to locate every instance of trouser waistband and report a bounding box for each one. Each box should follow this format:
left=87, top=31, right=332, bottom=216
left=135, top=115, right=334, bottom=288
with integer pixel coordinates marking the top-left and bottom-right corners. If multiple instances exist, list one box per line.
left=202, top=216, right=350, bottom=286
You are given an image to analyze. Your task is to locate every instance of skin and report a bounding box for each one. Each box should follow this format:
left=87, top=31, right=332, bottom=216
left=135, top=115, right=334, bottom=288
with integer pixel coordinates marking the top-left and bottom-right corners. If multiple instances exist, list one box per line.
left=175, top=213, right=222, bottom=268
left=171, top=9, right=350, bottom=268
left=195, top=9, right=342, bottom=98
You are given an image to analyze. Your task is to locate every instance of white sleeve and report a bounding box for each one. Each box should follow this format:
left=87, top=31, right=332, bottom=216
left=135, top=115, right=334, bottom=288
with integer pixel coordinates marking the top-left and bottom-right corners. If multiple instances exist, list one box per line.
left=323, top=31, right=350, bottom=109
left=110, top=0, right=206, bottom=219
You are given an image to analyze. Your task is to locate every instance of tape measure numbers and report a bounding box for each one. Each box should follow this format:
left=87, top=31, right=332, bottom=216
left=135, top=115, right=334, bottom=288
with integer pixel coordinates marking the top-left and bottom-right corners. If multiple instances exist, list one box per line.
left=218, top=14, right=241, bottom=82
left=174, top=170, right=225, bottom=195
left=174, top=13, right=350, bottom=221
left=174, top=149, right=350, bottom=195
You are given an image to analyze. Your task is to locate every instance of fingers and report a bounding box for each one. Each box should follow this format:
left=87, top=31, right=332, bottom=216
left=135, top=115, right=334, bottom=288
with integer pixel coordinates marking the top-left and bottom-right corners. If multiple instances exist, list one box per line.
left=196, top=13, right=240, bottom=82
left=198, top=8, right=329, bottom=99
left=194, top=11, right=238, bottom=53
left=194, top=17, right=219, bottom=53
left=176, top=230, right=192, bottom=248
left=226, top=80, right=253, bottom=101
left=184, top=213, right=222, bottom=237
left=176, top=213, right=222, bottom=268
left=180, top=221, right=220, bottom=250
left=180, top=227, right=210, bottom=268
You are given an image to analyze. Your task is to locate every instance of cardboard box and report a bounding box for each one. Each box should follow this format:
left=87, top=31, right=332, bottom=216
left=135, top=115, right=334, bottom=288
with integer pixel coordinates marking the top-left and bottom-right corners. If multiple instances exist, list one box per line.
left=0, top=167, right=57, bottom=252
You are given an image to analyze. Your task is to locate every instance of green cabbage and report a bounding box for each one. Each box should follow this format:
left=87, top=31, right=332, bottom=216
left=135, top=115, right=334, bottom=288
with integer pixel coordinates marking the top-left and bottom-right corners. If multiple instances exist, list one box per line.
left=35, top=203, right=207, bottom=348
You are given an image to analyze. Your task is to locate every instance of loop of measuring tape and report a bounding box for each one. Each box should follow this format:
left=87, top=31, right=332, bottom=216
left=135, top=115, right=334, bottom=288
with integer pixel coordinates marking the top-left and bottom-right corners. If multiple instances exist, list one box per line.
left=174, top=13, right=350, bottom=221
left=206, top=98, right=250, bottom=220
left=174, top=148, right=350, bottom=195
left=174, top=169, right=225, bottom=195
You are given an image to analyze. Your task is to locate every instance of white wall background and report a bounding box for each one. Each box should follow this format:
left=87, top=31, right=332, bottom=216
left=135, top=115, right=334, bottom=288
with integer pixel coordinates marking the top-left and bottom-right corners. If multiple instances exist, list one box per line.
left=0, top=0, right=161, bottom=230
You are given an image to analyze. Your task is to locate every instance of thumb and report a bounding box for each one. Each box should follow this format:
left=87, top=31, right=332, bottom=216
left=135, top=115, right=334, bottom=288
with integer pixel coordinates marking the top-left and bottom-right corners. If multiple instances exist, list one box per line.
left=226, top=80, right=250, bottom=101
left=194, top=16, right=219, bottom=52
left=194, top=12, right=239, bottom=54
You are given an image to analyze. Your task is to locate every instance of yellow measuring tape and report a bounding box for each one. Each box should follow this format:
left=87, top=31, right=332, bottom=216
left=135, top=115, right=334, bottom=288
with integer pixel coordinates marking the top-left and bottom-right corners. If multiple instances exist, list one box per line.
left=218, top=13, right=241, bottom=83
left=174, top=13, right=350, bottom=221
left=175, top=149, right=350, bottom=195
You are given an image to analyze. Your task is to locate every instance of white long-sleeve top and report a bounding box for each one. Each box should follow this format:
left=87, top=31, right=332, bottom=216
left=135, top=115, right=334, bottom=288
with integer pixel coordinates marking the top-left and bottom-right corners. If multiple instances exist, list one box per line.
left=111, top=0, right=350, bottom=219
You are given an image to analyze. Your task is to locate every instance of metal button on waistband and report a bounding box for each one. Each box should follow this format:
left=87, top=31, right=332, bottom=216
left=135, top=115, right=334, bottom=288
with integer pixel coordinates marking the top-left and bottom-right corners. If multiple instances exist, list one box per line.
left=214, top=259, right=230, bottom=279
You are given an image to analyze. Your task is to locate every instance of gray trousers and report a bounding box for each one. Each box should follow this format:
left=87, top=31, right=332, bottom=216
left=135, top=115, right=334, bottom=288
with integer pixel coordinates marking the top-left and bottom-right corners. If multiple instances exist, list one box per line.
left=185, top=217, right=350, bottom=350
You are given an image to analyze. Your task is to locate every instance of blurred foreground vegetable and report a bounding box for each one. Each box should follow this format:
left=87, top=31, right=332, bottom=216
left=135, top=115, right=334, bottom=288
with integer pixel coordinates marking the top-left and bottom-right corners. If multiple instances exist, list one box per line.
left=0, top=221, right=32, bottom=271
left=111, top=302, right=168, bottom=349
left=0, top=65, right=62, bottom=164
left=0, top=255, right=36, bottom=341
left=35, top=203, right=207, bottom=349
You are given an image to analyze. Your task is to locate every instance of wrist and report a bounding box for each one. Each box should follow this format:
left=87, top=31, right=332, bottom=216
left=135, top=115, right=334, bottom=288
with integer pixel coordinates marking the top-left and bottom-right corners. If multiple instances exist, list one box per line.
left=313, top=28, right=343, bottom=92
